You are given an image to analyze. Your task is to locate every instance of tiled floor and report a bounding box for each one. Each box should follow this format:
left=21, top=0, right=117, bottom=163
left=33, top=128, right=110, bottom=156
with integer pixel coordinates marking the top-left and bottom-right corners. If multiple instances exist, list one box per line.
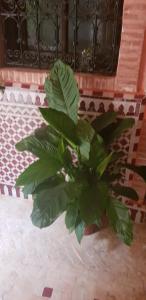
left=0, top=195, right=146, bottom=300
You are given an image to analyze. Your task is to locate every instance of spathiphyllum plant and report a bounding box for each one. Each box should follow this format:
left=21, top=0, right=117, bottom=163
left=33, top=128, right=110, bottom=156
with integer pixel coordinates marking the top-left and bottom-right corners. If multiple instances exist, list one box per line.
left=16, top=60, right=146, bottom=245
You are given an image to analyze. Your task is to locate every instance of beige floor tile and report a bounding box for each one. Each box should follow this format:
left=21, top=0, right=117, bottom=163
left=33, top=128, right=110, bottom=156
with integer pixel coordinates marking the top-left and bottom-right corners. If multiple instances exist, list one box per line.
left=0, top=195, right=146, bottom=300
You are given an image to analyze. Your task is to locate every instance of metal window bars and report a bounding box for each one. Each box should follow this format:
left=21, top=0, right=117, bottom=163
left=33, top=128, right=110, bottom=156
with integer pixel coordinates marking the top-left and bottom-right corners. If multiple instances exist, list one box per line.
left=0, top=0, right=124, bottom=75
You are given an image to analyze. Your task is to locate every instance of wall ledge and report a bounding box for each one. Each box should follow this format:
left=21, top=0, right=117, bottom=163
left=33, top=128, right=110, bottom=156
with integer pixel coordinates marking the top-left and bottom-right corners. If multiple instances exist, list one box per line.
left=0, top=67, right=145, bottom=99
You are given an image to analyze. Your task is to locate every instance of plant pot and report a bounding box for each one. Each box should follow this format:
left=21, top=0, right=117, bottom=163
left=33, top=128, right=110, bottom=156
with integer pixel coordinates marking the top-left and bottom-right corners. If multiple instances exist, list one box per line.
left=84, top=216, right=108, bottom=236
left=84, top=224, right=99, bottom=235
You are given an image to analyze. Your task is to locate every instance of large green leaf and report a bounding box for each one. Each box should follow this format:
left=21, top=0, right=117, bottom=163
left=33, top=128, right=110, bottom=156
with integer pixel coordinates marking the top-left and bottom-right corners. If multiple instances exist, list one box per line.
left=111, top=184, right=139, bottom=201
left=92, top=112, right=117, bottom=132
left=75, top=217, right=85, bottom=243
left=99, top=121, right=120, bottom=143
left=22, top=176, right=60, bottom=197
left=39, top=108, right=79, bottom=147
left=126, top=164, right=146, bottom=182
left=78, top=188, right=93, bottom=224
left=79, top=141, right=91, bottom=161
left=16, top=135, right=59, bottom=160
left=62, top=150, right=75, bottom=178
left=97, top=152, right=113, bottom=177
left=106, top=198, right=133, bottom=246
left=77, top=119, right=95, bottom=142
left=79, top=181, right=109, bottom=224
left=33, top=176, right=65, bottom=193
left=31, top=179, right=69, bottom=228
left=110, top=151, right=124, bottom=163
left=34, top=126, right=60, bottom=146
left=65, top=181, right=80, bottom=198
left=77, top=119, right=95, bottom=160
left=45, top=60, right=79, bottom=124
left=89, top=135, right=107, bottom=168
left=22, top=176, right=62, bottom=197
left=103, top=172, right=122, bottom=185
left=22, top=182, right=38, bottom=198
left=108, top=118, right=135, bottom=144
left=65, top=203, right=78, bottom=232
left=16, top=158, right=62, bottom=187
left=58, top=137, right=65, bottom=155
left=97, top=181, right=110, bottom=213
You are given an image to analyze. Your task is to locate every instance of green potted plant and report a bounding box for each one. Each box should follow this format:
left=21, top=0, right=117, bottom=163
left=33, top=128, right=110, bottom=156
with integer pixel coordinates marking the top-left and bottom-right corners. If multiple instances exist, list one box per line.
left=15, top=60, right=146, bottom=245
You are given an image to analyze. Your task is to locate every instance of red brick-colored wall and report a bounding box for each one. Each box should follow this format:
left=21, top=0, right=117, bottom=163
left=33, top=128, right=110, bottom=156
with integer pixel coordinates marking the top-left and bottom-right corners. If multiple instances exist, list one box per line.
left=116, top=0, right=146, bottom=94
left=1, top=0, right=146, bottom=95
left=138, top=30, right=146, bottom=93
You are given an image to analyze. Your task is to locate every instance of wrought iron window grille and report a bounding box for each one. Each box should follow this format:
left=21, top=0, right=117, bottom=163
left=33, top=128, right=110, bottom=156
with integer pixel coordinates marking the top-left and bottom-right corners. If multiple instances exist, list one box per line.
left=0, top=0, right=124, bottom=75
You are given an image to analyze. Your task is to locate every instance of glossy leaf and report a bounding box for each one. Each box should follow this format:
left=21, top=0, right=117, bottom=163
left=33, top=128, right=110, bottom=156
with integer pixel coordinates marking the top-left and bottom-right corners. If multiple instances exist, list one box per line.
left=108, top=118, right=135, bottom=143
left=45, top=60, right=79, bottom=124
left=22, top=182, right=38, bottom=198
left=126, top=164, right=146, bottom=182
left=107, top=198, right=133, bottom=246
left=79, top=181, right=109, bottom=224
left=99, top=121, right=120, bottom=143
left=77, top=119, right=95, bottom=142
left=75, top=218, right=85, bottom=243
left=39, top=108, right=79, bottom=147
left=33, top=176, right=63, bottom=193
left=22, top=176, right=61, bottom=197
left=112, top=184, right=139, bottom=201
left=65, top=203, right=78, bottom=232
left=77, top=119, right=95, bottom=160
left=110, top=151, right=124, bottom=163
left=58, top=137, right=65, bottom=155
left=63, top=150, right=75, bottom=174
left=31, top=179, right=69, bottom=228
left=103, top=173, right=123, bottom=184
left=97, top=152, right=113, bottom=177
left=65, top=180, right=83, bottom=200
left=92, top=112, right=117, bottom=132
left=34, top=126, right=60, bottom=146
left=79, top=185, right=96, bottom=224
left=16, top=158, right=62, bottom=187
left=89, top=135, right=107, bottom=168
left=97, top=181, right=110, bottom=213
left=16, top=135, right=58, bottom=160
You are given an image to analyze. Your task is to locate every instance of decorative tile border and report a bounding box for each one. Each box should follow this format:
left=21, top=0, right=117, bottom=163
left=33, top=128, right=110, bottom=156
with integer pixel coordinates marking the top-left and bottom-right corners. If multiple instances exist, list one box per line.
left=2, top=79, right=145, bottom=101
left=0, top=183, right=146, bottom=224
left=0, top=66, right=145, bottom=99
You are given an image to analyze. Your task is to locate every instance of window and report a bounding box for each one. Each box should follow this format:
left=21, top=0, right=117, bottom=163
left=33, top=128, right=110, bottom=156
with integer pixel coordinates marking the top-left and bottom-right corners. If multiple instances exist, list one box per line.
left=0, top=0, right=124, bottom=75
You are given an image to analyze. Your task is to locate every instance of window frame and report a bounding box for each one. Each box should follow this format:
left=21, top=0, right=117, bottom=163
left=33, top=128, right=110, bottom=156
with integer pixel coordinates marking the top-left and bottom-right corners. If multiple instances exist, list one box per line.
left=0, top=0, right=124, bottom=75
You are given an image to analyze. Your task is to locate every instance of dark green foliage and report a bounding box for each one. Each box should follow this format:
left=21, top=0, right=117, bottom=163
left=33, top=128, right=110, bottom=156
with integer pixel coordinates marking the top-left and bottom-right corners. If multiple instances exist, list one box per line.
left=92, top=111, right=117, bottom=132
left=107, top=199, right=133, bottom=245
left=16, top=159, right=62, bottom=187
left=65, top=203, right=79, bottom=233
left=39, top=108, right=79, bottom=147
left=108, top=118, right=135, bottom=143
left=45, top=60, right=79, bottom=124
left=31, top=178, right=69, bottom=228
left=15, top=60, right=144, bottom=246
left=75, top=218, right=85, bottom=243
left=125, top=164, right=146, bottom=182
left=111, top=184, right=139, bottom=201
